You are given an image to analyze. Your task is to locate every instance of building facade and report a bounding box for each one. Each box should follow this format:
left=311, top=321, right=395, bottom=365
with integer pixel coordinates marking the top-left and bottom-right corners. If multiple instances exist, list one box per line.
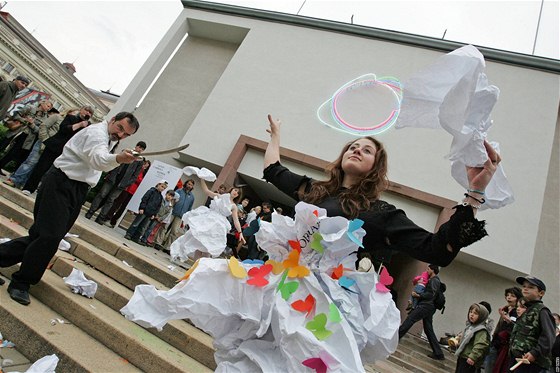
left=113, top=1, right=559, bottom=337
left=0, top=11, right=108, bottom=119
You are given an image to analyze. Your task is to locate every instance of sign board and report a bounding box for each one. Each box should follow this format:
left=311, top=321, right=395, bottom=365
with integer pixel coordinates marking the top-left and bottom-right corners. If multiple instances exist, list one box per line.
left=125, top=160, right=183, bottom=213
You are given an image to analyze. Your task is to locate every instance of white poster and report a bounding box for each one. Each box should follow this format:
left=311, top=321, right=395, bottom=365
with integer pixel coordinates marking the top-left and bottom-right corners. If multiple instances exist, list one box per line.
left=125, top=160, right=183, bottom=213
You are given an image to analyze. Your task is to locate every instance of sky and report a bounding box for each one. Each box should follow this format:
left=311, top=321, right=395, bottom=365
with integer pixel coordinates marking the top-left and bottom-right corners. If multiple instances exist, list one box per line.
left=3, top=0, right=558, bottom=96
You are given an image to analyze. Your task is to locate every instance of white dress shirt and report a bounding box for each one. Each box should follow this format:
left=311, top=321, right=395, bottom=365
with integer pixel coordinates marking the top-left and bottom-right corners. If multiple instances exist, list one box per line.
left=54, top=120, right=120, bottom=187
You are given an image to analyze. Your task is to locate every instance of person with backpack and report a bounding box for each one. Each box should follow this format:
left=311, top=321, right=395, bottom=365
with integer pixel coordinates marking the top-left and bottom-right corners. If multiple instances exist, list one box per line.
left=399, top=264, right=446, bottom=360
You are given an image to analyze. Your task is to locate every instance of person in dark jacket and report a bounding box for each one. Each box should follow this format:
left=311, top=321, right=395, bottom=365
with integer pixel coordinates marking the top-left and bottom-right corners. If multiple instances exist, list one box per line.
left=85, top=141, right=146, bottom=223
left=509, top=276, right=556, bottom=373
left=22, top=105, right=94, bottom=194
left=399, top=264, right=446, bottom=360
left=0, top=76, right=29, bottom=120
left=125, top=180, right=168, bottom=243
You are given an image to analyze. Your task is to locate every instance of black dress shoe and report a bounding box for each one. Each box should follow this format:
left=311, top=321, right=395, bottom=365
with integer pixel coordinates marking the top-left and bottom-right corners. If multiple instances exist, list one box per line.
left=7, top=285, right=31, bottom=305
left=427, top=353, right=445, bottom=361
left=0, top=277, right=5, bottom=286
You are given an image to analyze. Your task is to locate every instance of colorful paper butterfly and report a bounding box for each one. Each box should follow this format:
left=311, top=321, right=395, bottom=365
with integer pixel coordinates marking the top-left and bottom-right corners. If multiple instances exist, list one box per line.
left=228, top=256, right=247, bottom=279
left=242, top=259, right=265, bottom=265
left=265, top=259, right=285, bottom=275
left=330, top=264, right=344, bottom=280
left=247, top=264, right=273, bottom=287
left=277, top=270, right=299, bottom=300
left=328, top=303, right=342, bottom=323
left=292, top=294, right=316, bottom=317
left=305, top=313, right=332, bottom=341
left=179, top=259, right=200, bottom=281
left=339, top=276, right=359, bottom=294
left=302, top=357, right=327, bottom=373
left=283, top=250, right=310, bottom=278
left=288, top=240, right=302, bottom=253
left=346, top=219, right=364, bottom=248
left=375, top=266, right=394, bottom=293
left=310, top=232, right=324, bottom=254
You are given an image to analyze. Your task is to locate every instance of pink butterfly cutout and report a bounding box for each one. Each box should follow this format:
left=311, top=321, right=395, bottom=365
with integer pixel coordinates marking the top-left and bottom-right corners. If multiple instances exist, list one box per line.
left=375, top=267, right=394, bottom=293
left=302, top=357, right=327, bottom=373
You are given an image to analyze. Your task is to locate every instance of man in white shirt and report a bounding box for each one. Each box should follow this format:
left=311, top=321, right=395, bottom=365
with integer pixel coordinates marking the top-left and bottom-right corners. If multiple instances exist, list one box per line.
left=0, top=112, right=140, bottom=305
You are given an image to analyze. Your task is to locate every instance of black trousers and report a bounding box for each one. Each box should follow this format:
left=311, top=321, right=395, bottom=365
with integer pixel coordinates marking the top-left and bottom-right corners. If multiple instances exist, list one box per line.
left=398, top=303, right=444, bottom=357
left=0, top=134, right=30, bottom=171
left=455, top=357, right=482, bottom=373
left=22, top=147, right=60, bottom=193
left=0, top=167, right=89, bottom=290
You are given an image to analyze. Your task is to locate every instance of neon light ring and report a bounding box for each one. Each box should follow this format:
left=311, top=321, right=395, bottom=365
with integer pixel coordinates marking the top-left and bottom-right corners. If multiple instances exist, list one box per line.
left=317, top=74, right=403, bottom=136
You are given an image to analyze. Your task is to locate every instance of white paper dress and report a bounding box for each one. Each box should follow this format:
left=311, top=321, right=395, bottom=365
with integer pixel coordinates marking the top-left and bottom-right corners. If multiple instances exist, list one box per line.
left=170, top=193, right=233, bottom=261
left=122, top=202, right=400, bottom=372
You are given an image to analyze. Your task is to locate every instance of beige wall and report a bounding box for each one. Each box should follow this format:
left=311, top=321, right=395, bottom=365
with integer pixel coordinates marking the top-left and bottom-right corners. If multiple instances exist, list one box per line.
left=116, top=7, right=560, bottom=334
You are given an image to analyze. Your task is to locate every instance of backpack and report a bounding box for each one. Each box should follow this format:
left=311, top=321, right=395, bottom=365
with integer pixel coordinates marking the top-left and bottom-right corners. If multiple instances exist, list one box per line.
left=434, top=282, right=446, bottom=314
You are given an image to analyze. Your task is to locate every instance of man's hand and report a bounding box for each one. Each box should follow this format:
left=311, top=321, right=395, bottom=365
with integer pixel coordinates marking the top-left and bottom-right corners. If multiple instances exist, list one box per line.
left=411, top=291, right=420, bottom=298
left=116, top=149, right=138, bottom=164
left=466, top=358, right=475, bottom=366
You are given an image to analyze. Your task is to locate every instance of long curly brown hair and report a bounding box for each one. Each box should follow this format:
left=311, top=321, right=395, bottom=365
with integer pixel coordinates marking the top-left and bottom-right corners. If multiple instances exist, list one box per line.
left=303, top=136, right=388, bottom=219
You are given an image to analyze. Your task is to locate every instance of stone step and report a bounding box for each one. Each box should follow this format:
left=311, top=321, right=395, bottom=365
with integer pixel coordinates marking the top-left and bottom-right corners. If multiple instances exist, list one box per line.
left=49, top=253, right=216, bottom=370
left=0, top=212, right=217, bottom=370
left=0, top=265, right=211, bottom=373
left=366, top=358, right=415, bottom=373
left=0, top=194, right=181, bottom=288
left=0, top=276, right=141, bottom=372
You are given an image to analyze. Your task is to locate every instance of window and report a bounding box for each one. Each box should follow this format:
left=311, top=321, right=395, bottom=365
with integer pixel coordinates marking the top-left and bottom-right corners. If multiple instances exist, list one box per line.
left=3, top=63, right=14, bottom=73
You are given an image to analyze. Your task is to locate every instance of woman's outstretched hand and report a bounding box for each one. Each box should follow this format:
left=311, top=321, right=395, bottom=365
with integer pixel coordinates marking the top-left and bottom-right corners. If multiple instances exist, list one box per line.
left=466, top=140, right=502, bottom=192
left=266, top=114, right=281, bottom=137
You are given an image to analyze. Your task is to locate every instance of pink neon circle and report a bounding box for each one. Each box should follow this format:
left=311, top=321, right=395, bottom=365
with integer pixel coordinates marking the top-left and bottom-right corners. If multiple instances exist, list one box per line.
left=331, top=79, right=401, bottom=131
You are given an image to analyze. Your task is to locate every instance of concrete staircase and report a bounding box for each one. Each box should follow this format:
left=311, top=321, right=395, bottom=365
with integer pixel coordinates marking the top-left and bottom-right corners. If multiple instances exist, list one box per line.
left=0, top=182, right=456, bottom=372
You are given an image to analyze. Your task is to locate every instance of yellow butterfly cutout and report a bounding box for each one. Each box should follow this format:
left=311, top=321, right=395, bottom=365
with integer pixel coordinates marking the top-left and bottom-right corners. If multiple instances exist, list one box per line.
left=265, top=259, right=285, bottom=275
left=228, top=256, right=248, bottom=279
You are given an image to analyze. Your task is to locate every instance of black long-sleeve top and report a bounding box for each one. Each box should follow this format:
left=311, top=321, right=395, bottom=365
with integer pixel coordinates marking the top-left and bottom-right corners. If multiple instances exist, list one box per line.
left=263, top=161, right=487, bottom=267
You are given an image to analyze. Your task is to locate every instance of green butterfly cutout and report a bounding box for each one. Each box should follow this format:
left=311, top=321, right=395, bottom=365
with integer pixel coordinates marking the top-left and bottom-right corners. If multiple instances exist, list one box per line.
left=310, top=232, right=324, bottom=254
left=329, top=303, right=341, bottom=323
left=279, top=281, right=299, bottom=300
left=305, top=313, right=333, bottom=340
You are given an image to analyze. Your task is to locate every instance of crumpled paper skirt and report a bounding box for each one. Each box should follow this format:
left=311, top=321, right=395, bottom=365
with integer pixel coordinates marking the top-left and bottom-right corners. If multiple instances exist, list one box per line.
left=170, top=207, right=231, bottom=260
left=121, top=258, right=399, bottom=372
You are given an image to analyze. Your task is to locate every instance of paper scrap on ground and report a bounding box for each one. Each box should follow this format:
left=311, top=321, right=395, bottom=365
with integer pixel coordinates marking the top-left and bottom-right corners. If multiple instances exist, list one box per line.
left=182, top=166, right=216, bottom=182
left=63, top=268, right=98, bottom=298
left=20, top=354, right=59, bottom=373
left=396, top=44, right=514, bottom=209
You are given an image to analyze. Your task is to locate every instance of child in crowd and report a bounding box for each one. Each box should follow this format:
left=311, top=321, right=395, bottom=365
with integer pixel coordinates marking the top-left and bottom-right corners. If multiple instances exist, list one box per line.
left=552, top=313, right=560, bottom=370
left=139, top=190, right=176, bottom=247
left=487, top=287, right=522, bottom=373
left=455, top=303, right=491, bottom=373
left=406, top=270, right=429, bottom=311
left=125, top=180, right=168, bottom=243
left=509, top=276, right=556, bottom=373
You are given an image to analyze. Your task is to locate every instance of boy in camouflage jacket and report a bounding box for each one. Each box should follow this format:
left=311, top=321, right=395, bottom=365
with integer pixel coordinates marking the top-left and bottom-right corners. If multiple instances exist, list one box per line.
left=509, top=276, right=556, bottom=372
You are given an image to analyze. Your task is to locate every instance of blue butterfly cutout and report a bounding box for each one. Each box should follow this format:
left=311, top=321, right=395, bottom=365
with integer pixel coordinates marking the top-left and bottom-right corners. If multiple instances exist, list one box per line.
left=339, top=276, right=359, bottom=294
left=243, top=259, right=265, bottom=265
left=346, top=219, right=364, bottom=248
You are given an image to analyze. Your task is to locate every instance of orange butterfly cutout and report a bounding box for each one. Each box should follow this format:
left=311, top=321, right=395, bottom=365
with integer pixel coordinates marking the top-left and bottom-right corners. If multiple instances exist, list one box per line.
left=283, top=249, right=310, bottom=278
left=330, top=264, right=344, bottom=280
left=179, top=259, right=200, bottom=281
left=247, top=264, right=273, bottom=287
left=292, top=293, right=316, bottom=317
